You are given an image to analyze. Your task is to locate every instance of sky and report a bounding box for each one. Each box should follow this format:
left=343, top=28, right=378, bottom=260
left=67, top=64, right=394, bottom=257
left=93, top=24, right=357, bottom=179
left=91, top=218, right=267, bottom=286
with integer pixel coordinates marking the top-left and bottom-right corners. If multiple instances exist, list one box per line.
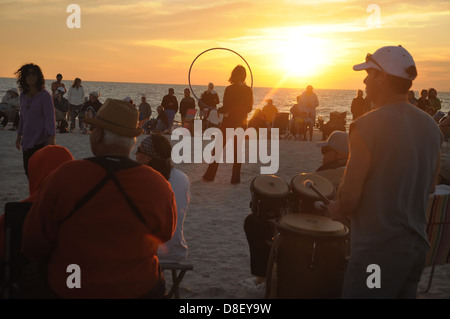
left=0, top=0, right=449, bottom=91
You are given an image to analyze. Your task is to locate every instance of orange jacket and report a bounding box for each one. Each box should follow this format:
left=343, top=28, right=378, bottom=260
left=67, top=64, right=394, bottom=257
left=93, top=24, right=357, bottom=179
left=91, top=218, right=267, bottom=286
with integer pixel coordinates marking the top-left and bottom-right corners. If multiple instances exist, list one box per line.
left=0, top=145, right=74, bottom=260
left=21, top=158, right=176, bottom=299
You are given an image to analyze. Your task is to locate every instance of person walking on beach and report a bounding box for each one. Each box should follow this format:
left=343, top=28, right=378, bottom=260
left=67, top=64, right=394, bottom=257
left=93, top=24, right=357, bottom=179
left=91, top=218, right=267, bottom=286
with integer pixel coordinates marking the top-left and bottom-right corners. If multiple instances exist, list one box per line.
left=14, top=63, right=56, bottom=177
left=202, top=65, right=253, bottom=184
left=327, top=45, right=442, bottom=299
left=135, top=133, right=191, bottom=263
left=161, top=88, right=178, bottom=130
left=199, top=82, right=220, bottom=120
left=350, top=89, right=366, bottom=121
left=297, top=85, right=319, bottom=141
left=67, top=77, right=85, bottom=132
left=21, top=98, right=176, bottom=298
left=51, top=74, right=66, bottom=96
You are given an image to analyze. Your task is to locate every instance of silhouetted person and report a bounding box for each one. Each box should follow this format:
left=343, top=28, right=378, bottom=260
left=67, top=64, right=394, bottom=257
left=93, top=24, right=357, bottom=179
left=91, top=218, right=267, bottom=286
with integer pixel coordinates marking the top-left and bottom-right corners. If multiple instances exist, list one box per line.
left=202, top=65, right=253, bottom=184
left=351, top=89, right=366, bottom=121
left=199, top=82, right=220, bottom=119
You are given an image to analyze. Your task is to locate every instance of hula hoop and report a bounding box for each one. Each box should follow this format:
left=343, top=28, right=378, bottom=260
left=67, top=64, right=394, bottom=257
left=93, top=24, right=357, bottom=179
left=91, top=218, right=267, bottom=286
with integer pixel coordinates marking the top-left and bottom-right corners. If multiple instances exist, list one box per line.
left=188, top=47, right=253, bottom=104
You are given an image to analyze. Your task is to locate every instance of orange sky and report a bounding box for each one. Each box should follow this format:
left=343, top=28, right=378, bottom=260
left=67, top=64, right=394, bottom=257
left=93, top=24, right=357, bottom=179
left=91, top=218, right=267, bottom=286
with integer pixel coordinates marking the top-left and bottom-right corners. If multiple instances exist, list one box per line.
left=1, top=0, right=449, bottom=91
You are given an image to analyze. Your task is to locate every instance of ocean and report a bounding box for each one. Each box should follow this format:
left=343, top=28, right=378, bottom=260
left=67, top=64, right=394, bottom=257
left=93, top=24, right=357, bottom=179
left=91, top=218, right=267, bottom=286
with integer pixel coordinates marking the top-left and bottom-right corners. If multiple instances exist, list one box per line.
left=1, top=77, right=449, bottom=125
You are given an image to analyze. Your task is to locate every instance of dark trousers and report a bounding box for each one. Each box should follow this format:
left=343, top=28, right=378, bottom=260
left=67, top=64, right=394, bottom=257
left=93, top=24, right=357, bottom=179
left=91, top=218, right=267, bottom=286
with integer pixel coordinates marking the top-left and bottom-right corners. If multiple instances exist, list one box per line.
left=202, top=123, right=244, bottom=184
left=244, top=213, right=275, bottom=277
left=23, top=143, right=47, bottom=178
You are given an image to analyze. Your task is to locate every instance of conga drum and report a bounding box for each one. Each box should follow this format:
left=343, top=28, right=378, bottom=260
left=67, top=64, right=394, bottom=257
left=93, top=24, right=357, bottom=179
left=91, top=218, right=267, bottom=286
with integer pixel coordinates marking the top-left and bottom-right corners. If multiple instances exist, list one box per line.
left=290, top=173, right=335, bottom=215
left=250, top=175, right=290, bottom=221
left=276, top=213, right=348, bottom=299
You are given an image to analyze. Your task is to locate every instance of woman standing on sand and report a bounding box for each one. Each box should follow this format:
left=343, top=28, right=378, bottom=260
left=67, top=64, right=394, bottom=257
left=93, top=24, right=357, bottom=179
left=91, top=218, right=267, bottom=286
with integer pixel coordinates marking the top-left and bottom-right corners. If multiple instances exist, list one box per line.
left=202, top=65, right=253, bottom=184
left=67, top=77, right=85, bottom=132
left=15, top=63, right=56, bottom=177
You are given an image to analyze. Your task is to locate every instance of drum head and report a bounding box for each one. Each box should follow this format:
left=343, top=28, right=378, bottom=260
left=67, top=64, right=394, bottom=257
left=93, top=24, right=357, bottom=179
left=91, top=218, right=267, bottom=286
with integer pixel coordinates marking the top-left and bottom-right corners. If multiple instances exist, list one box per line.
left=279, top=213, right=347, bottom=237
left=314, top=168, right=345, bottom=188
left=291, top=173, right=335, bottom=201
left=251, top=175, right=289, bottom=198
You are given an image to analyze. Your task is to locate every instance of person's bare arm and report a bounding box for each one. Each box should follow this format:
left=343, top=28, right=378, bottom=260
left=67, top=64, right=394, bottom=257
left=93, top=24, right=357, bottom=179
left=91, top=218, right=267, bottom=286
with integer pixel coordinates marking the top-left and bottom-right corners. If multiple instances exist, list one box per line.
left=328, top=126, right=371, bottom=219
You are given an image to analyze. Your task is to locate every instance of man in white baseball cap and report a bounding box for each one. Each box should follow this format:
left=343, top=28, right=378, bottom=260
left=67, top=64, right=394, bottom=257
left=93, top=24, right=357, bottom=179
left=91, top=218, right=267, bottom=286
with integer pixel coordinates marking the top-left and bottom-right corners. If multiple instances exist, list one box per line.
left=328, top=45, right=443, bottom=299
left=314, top=130, right=349, bottom=189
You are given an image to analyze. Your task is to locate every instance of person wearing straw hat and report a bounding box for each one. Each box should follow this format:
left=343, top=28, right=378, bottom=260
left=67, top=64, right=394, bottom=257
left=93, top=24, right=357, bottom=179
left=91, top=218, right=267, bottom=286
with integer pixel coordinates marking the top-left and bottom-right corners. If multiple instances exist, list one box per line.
left=327, top=46, right=442, bottom=299
left=21, top=98, right=176, bottom=299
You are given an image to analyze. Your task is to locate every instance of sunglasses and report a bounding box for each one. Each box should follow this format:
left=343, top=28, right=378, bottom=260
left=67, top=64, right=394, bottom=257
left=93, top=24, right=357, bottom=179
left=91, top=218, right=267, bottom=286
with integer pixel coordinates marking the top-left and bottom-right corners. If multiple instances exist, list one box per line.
left=365, top=53, right=385, bottom=73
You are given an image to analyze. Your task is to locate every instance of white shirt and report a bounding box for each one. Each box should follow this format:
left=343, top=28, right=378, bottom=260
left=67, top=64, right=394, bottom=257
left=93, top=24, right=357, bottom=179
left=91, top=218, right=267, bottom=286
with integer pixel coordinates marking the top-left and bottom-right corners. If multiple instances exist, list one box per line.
left=67, top=86, right=85, bottom=105
left=157, top=168, right=190, bottom=263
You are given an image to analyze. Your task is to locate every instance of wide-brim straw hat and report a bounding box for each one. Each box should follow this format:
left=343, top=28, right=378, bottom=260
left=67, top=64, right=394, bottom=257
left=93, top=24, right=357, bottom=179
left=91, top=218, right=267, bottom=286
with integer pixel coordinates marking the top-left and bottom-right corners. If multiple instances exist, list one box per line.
left=84, top=98, right=143, bottom=137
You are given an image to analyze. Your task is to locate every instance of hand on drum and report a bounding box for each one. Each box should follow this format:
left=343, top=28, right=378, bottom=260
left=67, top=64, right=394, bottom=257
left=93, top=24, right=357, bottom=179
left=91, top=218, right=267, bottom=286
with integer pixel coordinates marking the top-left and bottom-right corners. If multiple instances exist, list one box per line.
left=327, top=200, right=344, bottom=221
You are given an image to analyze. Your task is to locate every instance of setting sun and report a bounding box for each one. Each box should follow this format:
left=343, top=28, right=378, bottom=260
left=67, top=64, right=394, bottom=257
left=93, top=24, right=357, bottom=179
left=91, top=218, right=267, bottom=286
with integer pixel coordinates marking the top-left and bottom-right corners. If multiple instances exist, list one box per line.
left=276, top=33, right=329, bottom=78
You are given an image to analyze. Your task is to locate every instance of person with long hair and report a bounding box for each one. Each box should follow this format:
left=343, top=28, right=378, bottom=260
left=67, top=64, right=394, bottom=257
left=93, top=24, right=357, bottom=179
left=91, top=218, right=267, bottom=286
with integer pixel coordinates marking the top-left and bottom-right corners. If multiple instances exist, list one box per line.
left=202, top=65, right=253, bottom=184
left=14, top=63, right=56, bottom=177
left=67, top=77, right=85, bottom=132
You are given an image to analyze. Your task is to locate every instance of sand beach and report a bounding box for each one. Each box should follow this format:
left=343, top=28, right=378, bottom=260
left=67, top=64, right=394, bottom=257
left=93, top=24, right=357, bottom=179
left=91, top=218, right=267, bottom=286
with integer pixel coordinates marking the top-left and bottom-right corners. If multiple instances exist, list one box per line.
left=1, top=126, right=449, bottom=299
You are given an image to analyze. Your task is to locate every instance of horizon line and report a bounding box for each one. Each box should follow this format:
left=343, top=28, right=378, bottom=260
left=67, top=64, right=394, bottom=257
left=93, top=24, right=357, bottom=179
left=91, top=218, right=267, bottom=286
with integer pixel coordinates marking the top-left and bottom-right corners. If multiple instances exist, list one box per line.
left=0, top=77, right=448, bottom=93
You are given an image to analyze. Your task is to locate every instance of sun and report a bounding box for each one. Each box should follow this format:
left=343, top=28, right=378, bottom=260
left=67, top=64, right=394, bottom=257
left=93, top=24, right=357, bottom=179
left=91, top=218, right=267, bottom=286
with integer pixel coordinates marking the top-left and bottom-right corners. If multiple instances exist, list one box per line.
left=273, top=31, right=329, bottom=78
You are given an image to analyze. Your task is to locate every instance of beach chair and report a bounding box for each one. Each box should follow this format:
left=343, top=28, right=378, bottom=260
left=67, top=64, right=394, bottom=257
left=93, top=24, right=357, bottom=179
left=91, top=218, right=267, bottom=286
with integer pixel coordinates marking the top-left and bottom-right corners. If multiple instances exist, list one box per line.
left=160, top=262, right=193, bottom=299
left=1, top=202, right=33, bottom=299
left=422, top=194, right=450, bottom=293
left=272, top=113, right=293, bottom=140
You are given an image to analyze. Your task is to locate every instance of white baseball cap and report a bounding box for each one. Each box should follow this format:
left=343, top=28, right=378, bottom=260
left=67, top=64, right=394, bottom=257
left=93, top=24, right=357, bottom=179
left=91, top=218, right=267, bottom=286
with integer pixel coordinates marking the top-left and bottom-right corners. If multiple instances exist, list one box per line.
left=353, top=45, right=417, bottom=80
left=317, top=131, right=349, bottom=154
left=90, top=91, right=99, bottom=98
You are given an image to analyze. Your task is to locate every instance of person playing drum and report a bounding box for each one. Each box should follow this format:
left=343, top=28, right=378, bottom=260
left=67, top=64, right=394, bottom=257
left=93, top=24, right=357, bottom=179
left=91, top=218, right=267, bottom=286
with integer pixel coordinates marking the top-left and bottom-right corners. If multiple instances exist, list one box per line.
left=327, top=46, right=442, bottom=299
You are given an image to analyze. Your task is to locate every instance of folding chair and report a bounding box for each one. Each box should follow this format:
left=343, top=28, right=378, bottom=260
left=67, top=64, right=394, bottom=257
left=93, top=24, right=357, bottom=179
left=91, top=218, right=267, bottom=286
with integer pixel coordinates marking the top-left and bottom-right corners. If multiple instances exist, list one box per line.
left=2, top=202, right=33, bottom=299
left=422, top=193, right=450, bottom=293
left=272, top=113, right=293, bottom=140
left=160, top=262, right=193, bottom=299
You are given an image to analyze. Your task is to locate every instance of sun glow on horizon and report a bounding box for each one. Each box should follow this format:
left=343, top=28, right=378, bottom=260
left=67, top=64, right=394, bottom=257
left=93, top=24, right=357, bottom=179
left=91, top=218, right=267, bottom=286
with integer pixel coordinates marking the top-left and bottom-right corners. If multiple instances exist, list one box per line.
left=265, top=29, right=330, bottom=81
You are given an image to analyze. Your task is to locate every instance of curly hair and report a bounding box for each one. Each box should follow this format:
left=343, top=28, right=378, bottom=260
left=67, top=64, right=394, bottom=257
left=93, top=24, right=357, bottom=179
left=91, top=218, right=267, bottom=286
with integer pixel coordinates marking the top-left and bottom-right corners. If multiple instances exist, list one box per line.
left=14, top=63, right=45, bottom=95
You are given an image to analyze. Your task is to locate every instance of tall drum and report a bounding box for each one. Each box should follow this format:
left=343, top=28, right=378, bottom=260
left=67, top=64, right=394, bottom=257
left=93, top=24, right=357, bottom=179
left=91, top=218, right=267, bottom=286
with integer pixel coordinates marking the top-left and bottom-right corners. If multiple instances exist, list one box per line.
left=290, top=173, right=335, bottom=215
left=250, top=175, right=290, bottom=221
left=276, top=213, right=349, bottom=299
